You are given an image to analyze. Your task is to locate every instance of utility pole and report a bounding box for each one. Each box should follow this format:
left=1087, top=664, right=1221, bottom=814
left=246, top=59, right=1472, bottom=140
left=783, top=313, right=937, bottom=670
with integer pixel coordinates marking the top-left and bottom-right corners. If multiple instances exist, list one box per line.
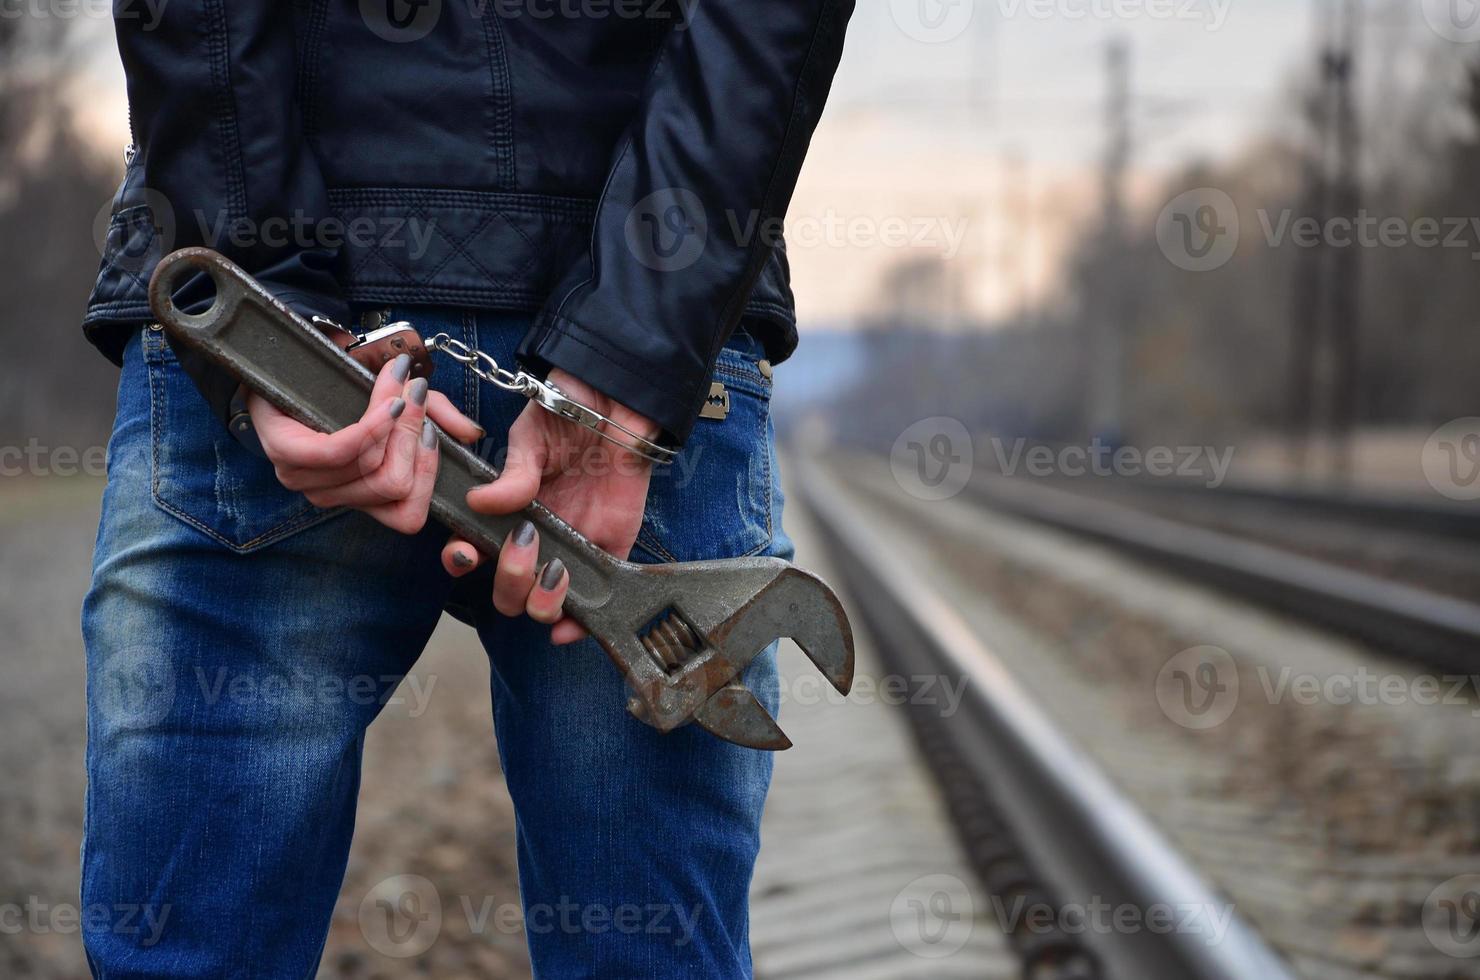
left=1290, top=0, right=1362, bottom=481
left=1328, top=0, right=1362, bottom=480
left=1091, top=38, right=1133, bottom=444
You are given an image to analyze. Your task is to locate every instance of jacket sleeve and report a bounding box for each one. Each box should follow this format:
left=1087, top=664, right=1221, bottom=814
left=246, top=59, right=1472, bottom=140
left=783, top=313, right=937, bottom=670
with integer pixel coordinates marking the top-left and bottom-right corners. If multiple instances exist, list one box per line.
left=517, top=0, right=855, bottom=444
left=117, top=2, right=349, bottom=427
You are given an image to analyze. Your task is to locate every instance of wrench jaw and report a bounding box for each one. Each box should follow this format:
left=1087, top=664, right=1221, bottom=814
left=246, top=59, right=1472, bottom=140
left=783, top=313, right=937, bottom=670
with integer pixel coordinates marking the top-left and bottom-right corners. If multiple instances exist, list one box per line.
left=713, top=567, right=856, bottom=698
left=609, top=563, right=856, bottom=750
left=694, top=684, right=792, bottom=751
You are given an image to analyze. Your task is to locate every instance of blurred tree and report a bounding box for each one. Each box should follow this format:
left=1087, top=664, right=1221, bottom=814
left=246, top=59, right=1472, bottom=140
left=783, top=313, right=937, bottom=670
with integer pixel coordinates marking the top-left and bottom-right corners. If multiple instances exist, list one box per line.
left=824, top=29, right=1480, bottom=466
left=0, top=15, right=124, bottom=455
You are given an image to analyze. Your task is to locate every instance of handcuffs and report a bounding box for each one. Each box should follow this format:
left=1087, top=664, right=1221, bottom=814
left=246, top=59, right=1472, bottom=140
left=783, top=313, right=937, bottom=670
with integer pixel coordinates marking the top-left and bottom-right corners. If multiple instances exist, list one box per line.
left=229, top=311, right=676, bottom=465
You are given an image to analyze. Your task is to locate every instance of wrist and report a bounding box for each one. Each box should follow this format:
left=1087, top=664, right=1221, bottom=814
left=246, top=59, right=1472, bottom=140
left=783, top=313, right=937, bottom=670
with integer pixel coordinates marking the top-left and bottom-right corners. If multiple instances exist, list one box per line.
left=546, top=368, right=662, bottom=444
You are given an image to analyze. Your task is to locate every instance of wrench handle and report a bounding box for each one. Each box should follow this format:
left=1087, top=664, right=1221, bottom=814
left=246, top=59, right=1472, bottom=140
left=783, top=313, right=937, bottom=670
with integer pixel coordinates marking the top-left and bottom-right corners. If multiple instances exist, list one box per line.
left=148, top=249, right=618, bottom=617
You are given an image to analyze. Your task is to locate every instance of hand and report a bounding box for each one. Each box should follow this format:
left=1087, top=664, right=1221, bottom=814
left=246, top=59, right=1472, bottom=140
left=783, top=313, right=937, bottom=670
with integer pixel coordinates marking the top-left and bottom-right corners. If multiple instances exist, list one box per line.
left=251, top=353, right=483, bottom=534
left=441, top=369, right=659, bottom=645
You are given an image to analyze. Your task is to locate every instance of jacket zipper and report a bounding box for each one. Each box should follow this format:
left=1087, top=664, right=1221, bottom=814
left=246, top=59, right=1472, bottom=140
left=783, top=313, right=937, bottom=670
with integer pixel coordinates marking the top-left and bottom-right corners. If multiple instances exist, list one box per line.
left=125, top=98, right=138, bottom=165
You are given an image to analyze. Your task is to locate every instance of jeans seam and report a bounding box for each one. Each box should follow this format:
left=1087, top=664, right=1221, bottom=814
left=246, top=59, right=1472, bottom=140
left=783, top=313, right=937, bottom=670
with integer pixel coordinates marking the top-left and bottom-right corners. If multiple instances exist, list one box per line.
left=462, top=310, right=479, bottom=425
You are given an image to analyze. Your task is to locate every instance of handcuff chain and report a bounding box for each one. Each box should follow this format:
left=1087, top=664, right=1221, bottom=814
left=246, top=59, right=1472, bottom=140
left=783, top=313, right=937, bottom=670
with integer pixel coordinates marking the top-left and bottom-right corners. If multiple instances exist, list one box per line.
left=423, top=331, right=676, bottom=466
left=423, top=332, right=529, bottom=394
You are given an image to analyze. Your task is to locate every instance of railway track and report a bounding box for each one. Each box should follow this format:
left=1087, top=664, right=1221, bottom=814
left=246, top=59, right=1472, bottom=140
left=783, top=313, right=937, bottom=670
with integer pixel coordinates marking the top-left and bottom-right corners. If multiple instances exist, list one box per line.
left=1130, top=478, right=1480, bottom=542
left=793, top=458, right=1294, bottom=980
left=964, top=474, right=1480, bottom=674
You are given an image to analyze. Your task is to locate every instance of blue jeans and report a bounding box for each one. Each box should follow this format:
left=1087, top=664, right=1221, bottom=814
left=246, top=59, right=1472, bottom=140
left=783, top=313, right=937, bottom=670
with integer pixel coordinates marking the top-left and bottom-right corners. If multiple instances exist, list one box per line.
left=80, top=310, right=788, bottom=978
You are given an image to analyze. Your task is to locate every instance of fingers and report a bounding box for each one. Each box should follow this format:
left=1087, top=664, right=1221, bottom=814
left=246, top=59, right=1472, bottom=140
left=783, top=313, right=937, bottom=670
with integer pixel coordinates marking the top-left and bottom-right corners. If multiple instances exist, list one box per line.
left=525, top=558, right=568, bottom=625
left=248, top=352, right=467, bottom=538
left=426, top=391, right=484, bottom=444
left=358, top=418, right=440, bottom=533
left=371, top=376, right=431, bottom=502
left=550, top=619, right=588, bottom=645
left=369, top=352, right=415, bottom=408
left=273, top=403, right=406, bottom=491
left=442, top=536, right=485, bottom=577
left=466, top=421, right=545, bottom=516
left=252, top=353, right=414, bottom=469
left=492, top=519, right=539, bottom=616
left=487, top=520, right=569, bottom=624
left=252, top=391, right=401, bottom=470
left=399, top=420, right=442, bottom=532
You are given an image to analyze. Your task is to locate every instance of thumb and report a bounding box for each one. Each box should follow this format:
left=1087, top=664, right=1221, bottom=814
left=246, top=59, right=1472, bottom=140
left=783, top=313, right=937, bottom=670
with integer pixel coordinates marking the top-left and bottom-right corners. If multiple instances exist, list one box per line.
left=467, top=422, right=547, bottom=515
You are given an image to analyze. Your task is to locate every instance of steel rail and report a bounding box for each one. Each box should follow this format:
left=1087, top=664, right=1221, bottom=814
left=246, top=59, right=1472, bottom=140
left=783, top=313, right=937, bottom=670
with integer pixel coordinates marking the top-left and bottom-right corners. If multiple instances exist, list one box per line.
left=1124, top=477, right=1480, bottom=541
left=966, top=476, right=1480, bottom=673
left=795, top=458, right=1294, bottom=980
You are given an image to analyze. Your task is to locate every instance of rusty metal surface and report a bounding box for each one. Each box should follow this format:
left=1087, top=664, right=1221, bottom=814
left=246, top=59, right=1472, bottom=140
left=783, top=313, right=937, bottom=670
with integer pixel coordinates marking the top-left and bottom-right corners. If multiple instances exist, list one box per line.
left=147, top=248, right=853, bottom=749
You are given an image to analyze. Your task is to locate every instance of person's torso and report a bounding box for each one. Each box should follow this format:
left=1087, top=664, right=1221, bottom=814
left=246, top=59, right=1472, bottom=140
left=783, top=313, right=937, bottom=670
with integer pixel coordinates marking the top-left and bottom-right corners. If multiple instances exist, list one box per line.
left=85, top=5, right=796, bottom=365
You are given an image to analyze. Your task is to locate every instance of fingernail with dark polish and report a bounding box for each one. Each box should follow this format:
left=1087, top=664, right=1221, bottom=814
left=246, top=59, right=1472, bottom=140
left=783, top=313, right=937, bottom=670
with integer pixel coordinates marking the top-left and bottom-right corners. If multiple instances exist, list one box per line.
left=513, top=520, right=536, bottom=547
left=539, top=558, right=565, bottom=591
left=389, top=397, right=406, bottom=419
left=421, top=420, right=436, bottom=448
left=409, top=377, right=429, bottom=406
left=451, top=550, right=475, bottom=569
left=390, top=353, right=412, bottom=382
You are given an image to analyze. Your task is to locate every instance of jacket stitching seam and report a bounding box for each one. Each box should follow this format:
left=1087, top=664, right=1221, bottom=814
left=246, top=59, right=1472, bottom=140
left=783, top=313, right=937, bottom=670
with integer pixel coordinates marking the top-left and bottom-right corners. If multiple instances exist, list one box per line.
left=299, top=0, right=329, bottom=138
left=326, top=187, right=595, bottom=220
left=479, top=7, right=517, bottom=189
left=409, top=196, right=538, bottom=287
left=205, top=0, right=248, bottom=222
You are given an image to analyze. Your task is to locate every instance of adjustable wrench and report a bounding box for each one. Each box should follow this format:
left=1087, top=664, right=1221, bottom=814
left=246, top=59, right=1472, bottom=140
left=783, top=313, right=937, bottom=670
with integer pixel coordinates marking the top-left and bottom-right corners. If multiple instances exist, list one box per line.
left=148, top=248, right=854, bottom=750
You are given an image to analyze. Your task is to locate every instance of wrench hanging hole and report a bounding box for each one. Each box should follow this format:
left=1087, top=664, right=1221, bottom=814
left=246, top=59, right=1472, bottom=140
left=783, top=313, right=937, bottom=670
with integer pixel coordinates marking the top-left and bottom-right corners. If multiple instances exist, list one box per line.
left=148, top=247, right=229, bottom=333
left=639, top=608, right=706, bottom=674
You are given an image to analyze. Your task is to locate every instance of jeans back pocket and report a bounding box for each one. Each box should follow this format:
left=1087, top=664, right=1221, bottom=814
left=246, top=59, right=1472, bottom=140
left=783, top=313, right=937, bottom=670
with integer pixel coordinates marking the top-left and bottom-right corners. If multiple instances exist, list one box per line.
left=143, top=328, right=342, bottom=552
left=632, top=342, right=777, bottom=565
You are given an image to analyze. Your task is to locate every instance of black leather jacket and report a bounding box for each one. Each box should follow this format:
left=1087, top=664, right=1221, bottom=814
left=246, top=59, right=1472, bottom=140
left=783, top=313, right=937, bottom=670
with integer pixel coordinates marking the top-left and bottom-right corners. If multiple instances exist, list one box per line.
left=87, top=0, right=853, bottom=441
